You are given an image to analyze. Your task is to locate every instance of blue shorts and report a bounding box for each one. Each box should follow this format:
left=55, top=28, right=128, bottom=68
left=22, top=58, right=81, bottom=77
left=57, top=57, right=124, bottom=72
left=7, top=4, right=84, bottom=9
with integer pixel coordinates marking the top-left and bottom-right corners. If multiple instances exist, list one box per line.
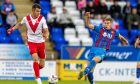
left=87, top=47, right=106, bottom=62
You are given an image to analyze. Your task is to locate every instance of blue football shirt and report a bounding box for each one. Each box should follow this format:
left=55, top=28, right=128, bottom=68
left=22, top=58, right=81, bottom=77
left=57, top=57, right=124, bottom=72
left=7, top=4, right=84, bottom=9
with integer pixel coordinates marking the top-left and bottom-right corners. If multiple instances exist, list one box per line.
left=92, top=25, right=120, bottom=49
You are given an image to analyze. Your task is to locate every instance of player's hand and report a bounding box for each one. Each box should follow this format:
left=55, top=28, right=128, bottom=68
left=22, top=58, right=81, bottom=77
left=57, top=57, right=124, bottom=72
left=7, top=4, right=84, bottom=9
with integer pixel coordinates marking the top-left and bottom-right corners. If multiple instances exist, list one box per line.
left=134, top=38, right=140, bottom=48
left=85, top=12, right=90, bottom=18
left=7, top=27, right=14, bottom=34
left=122, top=41, right=129, bottom=46
left=43, top=34, right=49, bottom=40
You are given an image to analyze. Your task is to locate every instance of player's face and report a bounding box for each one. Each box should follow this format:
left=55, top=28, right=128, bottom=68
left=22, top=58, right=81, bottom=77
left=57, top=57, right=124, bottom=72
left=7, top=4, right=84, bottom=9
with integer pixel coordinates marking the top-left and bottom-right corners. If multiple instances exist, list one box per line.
left=104, top=20, right=112, bottom=30
left=6, top=0, right=10, bottom=3
left=32, top=8, right=41, bottom=18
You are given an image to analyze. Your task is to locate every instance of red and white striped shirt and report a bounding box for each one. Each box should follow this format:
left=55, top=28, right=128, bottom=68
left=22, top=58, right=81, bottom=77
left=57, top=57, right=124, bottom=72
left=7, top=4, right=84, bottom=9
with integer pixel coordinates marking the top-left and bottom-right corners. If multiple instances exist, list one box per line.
left=20, top=14, right=48, bottom=43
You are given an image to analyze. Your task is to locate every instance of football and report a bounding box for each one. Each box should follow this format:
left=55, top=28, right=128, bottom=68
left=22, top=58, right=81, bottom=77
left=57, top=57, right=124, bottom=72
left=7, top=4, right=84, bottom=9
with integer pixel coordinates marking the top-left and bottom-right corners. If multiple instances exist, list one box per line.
left=48, top=75, right=58, bottom=84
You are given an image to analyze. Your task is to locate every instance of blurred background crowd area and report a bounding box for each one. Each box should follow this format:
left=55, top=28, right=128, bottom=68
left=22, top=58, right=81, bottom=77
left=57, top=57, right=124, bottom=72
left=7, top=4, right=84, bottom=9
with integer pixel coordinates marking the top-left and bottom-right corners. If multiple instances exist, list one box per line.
left=0, top=0, right=139, bottom=59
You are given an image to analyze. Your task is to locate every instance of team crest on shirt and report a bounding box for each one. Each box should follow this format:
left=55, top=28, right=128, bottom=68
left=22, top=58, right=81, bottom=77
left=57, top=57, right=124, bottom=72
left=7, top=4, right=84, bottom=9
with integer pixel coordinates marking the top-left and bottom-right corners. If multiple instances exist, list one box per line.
left=112, top=31, right=114, bottom=33
left=103, top=32, right=112, bottom=39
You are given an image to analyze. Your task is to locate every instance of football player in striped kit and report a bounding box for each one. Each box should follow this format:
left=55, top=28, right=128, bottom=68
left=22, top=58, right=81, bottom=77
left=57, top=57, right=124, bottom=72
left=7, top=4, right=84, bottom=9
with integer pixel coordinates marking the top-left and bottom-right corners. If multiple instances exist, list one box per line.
left=78, top=12, right=129, bottom=84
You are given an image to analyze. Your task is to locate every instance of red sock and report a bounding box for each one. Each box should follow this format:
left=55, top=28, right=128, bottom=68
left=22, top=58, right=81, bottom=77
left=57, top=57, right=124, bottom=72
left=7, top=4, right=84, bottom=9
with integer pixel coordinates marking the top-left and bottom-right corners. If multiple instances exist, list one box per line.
left=33, top=62, right=40, bottom=78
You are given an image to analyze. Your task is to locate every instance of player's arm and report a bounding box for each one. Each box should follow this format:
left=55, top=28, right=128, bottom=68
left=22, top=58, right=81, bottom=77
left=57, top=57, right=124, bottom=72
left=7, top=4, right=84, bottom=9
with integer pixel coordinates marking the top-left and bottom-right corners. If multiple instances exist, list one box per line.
left=118, top=34, right=129, bottom=45
left=85, top=12, right=94, bottom=29
left=42, top=28, right=49, bottom=40
left=7, top=22, right=23, bottom=34
left=7, top=16, right=25, bottom=34
left=42, top=17, right=49, bottom=40
left=12, top=22, right=23, bottom=30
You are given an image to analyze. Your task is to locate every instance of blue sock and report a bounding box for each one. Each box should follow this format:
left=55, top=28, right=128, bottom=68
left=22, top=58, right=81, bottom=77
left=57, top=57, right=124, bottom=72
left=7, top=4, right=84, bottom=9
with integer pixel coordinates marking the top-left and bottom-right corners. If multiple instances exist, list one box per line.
left=137, top=68, right=140, bottom=78
left=87, top=72, right=94, bottom=84
left=84, top=60, right=96, bottom=75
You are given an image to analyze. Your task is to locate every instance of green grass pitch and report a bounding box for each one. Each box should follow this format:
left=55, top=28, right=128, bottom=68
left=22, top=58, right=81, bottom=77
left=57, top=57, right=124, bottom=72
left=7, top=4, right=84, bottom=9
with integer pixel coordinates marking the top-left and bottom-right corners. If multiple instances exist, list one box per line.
left=0, top=80, right=132, bottom=84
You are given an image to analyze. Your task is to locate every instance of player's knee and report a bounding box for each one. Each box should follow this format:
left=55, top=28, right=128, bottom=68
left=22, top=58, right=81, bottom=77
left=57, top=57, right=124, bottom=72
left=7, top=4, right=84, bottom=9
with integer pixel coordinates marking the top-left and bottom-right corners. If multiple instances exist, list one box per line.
left=40, top=64, right=45, bottom=69
left=32, top=53, right=39, bottom=62
left=91, top=68, right=95, bottom=72
left=137, top=62, right=140, bottom=68
left=93, top=56, right=101, bottom=63
left=33, top=58, right=39, bottom=62
left=39, top=60, right=45, bottom=69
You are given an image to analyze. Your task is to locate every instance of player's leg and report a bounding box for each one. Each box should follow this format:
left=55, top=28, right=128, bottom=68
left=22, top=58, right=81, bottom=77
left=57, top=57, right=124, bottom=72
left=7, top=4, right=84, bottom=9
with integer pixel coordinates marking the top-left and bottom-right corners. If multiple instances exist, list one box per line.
left=84, top=56, right=101, bottom=75
left=37, top=42, right=46, bottom=69
left=39, top=59, right=45, bottom=69
left=28, top=42, right=42, bottom=84
left=36, top=42, right=46, bottom=84
left=134, top=53, right=140, bottom=84
left=136, top=62, right=140, bottom=79
left=134, top=62, right=140, bottom=84
left=32, top=53, right=42, bottom=84
left=87, top=68, right=96, bottom=84
left=86, top=56, right=101, bottom=84
left=78, top=47, right=106, bottom=84
left=32, top=53, right=40, bottom=78
left=78, top=55, right=101, bottom=80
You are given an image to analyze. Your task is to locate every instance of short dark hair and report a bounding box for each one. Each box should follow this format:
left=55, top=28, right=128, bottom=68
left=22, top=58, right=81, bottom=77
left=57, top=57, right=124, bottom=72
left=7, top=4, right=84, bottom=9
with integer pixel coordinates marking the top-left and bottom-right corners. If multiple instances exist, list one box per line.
left=104, top=17, right=113, bottom=23
left=32, top=3, right=41, bottom=9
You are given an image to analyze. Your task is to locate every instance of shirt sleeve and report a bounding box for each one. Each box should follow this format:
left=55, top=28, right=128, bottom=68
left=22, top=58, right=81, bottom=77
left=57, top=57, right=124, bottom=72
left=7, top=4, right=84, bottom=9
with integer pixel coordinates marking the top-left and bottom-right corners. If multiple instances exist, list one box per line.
left=115, top=30, right=120, bottom=37
left=42, top=17, right=48, bottom=29
left=94, top=25, right=102, bottom=33
left=20, top=17, right=26, bottom=24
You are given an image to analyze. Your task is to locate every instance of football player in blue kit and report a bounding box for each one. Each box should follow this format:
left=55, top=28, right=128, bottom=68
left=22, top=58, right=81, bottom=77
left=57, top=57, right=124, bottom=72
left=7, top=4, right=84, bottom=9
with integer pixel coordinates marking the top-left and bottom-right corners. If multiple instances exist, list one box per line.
left=78, top=12, right=129, bottom=84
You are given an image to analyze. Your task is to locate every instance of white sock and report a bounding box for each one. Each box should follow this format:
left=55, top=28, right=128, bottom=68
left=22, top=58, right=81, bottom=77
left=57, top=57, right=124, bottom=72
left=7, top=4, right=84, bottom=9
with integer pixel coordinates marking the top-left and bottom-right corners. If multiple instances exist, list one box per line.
left=36, top=78, right=42, bottom=84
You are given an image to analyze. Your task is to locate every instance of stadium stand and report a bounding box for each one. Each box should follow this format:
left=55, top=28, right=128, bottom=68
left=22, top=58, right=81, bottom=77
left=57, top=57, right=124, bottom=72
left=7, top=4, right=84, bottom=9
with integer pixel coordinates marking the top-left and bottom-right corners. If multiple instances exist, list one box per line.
left=47, top=0, right=140, bottom=57
left=64, top=28, right=77, bottom=41
left=40, top=0, right=51, bottom=16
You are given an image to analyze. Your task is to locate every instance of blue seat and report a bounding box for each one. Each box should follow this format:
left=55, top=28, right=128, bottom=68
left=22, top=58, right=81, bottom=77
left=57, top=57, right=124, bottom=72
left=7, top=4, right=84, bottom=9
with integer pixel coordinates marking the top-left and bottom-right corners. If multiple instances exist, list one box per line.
left=129, top=29, right=139, bottom=44
left=0, top=35, right=11, bottom=43
left=138, top=30, right=140, bottom=36
left=111, top=39, right=120, bottom=45
left=10, top=35, right=24, bottom=44
left=54, top=41, right=67, bottom=51
left=53, top=36, right=67, bottom=51
left=51, top=28, right=63, bottom=36
left=130, top=0, right=137, bottom=7
left=52, top=36, right=62, bottom=42
left=51, top=28, right=66, bottom=51
left=0, top=27, right=6, bottom=36
left=131, top=29, right=138, bottom=35
left=40, top=0, right=50, bottom=2
left=55, top=37, right=65, bottom=42
left=51, top=28, right=63, bottom=41
left=52, top=27, right=63, bottom=33
left=11, top=29, right=20, bottom=36
left=55, top=43, right=64, bottom=51
left=41, top=9, right=50, bottom=15
left=119, top=29, right=128, bottom=38
left=40, top=1, right=51, bottom=15
left=44, top=15, right=48, bottom=20
left=40, top=1, right=51, bottom=10
left=118, top=19, right=125, bottom=30
left=52, top=35, right=65, bottom=42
